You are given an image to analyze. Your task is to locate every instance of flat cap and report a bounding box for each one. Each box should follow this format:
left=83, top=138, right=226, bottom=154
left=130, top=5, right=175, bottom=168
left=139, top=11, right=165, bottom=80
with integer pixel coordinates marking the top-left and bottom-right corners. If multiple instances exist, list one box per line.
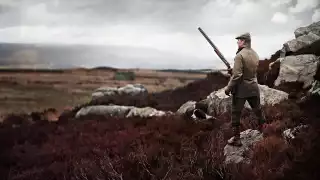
left=235, top=32, right=251, bottom=40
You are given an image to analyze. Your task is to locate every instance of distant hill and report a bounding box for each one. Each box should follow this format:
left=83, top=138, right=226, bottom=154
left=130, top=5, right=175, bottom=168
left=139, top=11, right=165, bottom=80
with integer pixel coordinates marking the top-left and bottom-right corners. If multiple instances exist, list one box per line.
left=157, top=69, right=213, bottom=74
left=0, top=43, right=219, bottom=70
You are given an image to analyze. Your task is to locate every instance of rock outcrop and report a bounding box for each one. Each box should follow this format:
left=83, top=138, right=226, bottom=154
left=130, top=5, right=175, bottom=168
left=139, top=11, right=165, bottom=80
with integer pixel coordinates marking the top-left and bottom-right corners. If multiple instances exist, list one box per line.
left=75, top=105, right=168, bottom=119
left=126, top=107, right=168, bottom=118
left=206, top=85, right=288, bottom=116
left=224, top=129, right=263, bottom=164
left=176, top=101, right=196, bottom=115
left=283, top=124, right=309, bottom=142
left=284, top=32, right=320, bottom=53
left=92, top=84, right=148, bottom=100
left=274, top=55, right=320, bottom=89
left=294, top=21, right=320, bottom=38
left=266, top=21, right=320, bottom=93
left=75, top=105, right=134, bottom=118
left=284, top=21, right=320, bottom=53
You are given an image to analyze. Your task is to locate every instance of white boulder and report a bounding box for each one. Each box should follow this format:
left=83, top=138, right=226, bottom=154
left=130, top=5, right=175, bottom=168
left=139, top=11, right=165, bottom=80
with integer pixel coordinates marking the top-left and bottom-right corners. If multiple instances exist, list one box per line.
left=176, top=101, right=196, bottom=114
left=274, top=55, right=319, bottom=89
left=126, top=107, right=168, bottom=118
left=224, top=129, right=263, bottom=164
left=75, top=105, right=170, bottom=119
left=92, top=84, right=148, bottom=100
left=118, top=84, right=148, bottom=96
left=207, top=85, right=288, bottom=116
left=283, top=124, right=309, bottom=141
left=294, top=21, right=320, bottom=38
left=75, top=105, right=134, bottom=118
left=283, top=32, right=320, bottom=53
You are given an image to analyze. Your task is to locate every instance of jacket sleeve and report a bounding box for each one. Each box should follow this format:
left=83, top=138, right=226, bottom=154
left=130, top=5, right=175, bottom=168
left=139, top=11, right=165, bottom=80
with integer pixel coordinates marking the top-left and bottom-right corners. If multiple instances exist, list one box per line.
left=226, top=54, right=243, bottom=90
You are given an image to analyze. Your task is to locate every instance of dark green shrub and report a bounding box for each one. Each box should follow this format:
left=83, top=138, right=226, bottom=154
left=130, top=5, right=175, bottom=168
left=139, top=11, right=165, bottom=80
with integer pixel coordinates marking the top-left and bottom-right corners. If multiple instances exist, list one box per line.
left=114, top=71, right=136, bottom=81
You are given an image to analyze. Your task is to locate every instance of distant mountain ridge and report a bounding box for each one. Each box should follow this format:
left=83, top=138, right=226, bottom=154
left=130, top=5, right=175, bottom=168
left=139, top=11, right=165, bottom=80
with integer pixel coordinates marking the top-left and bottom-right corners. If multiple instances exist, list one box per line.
left=0, top=42, right=221, bottom=70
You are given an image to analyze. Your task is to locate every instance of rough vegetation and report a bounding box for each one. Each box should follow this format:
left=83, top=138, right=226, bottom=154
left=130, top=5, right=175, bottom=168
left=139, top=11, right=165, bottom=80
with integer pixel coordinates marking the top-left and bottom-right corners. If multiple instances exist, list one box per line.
left=0, top=92, right=319, bottom=180
left=1, top=71, right=320, bottom=180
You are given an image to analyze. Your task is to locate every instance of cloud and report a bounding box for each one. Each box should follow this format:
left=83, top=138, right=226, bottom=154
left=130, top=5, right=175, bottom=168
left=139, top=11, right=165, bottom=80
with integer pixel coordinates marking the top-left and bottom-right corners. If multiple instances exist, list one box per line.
left=271, top=0, right=293, bottom=7
left=0, top=0, right=308, bottom=32
left=289, top=0, right=319, bottom=13
left=23, top=3, right=59, bottom=25
left=271, top=12, right=288, bottom=24
left=0, top=0, right=316, bottom=68
left=312, top=9, right=320, bottom=22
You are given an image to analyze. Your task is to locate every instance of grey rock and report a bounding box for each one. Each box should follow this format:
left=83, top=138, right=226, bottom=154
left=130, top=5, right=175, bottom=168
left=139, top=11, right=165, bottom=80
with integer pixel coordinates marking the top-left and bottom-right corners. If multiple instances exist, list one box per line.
left=75, top=105, right=134, bottom=118
left=224, top=129, right=263, bottom=164
left=126, top=107, right=167, bottom=118
left=95, top=86, right=118, bottom=92
left=92, top=84, right=148, bottom=100
left=91, top=92, right=105, bottom=99
left=118, top=84, right=148, bottom=96
left=75, top=105, right=170, bottom=119
left=274, top=55, right=320, bottom=89
left=294, top=21, right=320, bottom=38
left=283, top=32, right=320, bottom=53
left=309, top=80, right=320, bottom=96
left=176, top=101, right=196, bottom=114
left=283, top=124, right=309, bottom=141
left=207, top=85, right=288, bottom=116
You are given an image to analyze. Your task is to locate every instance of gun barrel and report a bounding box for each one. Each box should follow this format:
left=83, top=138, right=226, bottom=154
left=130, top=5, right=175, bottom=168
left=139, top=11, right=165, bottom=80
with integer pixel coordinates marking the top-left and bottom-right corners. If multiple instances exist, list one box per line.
left=198, top=27, right=231, bottom=69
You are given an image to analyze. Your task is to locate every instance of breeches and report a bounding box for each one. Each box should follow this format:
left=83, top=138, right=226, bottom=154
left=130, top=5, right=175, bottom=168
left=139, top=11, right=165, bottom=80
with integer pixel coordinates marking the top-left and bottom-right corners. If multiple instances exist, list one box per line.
left=231, top=95, right=265, bottom=127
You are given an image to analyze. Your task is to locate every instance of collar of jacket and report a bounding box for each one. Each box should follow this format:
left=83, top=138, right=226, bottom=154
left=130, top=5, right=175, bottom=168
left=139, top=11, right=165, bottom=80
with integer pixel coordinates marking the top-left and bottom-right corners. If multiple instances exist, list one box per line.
left=236, top=47, right=244, bottom=54
left=236, top=44, right=251, bottom=54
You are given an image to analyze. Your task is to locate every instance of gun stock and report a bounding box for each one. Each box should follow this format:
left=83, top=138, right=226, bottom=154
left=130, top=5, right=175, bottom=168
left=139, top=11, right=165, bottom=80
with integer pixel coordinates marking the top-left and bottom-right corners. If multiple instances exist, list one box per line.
left=198, top=27, right=231, bottom=70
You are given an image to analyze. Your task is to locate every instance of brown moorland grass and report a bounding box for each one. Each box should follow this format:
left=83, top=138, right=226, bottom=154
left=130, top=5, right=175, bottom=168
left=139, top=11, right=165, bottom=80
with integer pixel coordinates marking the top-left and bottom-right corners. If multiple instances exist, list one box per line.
left=0, top=68, right=207, bottom=116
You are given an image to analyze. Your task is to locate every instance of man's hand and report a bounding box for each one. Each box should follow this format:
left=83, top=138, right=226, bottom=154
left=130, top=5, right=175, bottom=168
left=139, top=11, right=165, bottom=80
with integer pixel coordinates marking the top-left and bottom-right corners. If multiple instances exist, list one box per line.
left=227, top=68, right=233, bottom=75
left=268, top=62, right=274, bottom=70
left=225, top=86, right=231, bottom=96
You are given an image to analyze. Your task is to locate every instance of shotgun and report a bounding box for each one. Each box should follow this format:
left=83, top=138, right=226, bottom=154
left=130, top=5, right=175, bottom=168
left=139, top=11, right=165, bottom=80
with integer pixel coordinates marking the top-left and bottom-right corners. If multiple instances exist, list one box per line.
left=198, top=27, right=231, bottom=70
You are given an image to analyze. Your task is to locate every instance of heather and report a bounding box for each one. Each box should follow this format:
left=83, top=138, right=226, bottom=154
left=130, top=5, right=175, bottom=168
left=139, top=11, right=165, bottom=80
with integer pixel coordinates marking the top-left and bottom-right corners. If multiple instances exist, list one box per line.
left=0, top=56, right=319, bottom=179
left=1, top=83, right=320, bottom=180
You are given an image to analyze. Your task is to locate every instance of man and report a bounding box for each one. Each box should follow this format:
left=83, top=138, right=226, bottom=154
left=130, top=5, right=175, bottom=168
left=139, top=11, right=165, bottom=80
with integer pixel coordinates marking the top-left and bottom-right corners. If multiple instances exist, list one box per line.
left=268, top=47, right=286, bottom=71
left=269, top=47, right=286, bottom=71
left=224, top=32, right=267, bottom=146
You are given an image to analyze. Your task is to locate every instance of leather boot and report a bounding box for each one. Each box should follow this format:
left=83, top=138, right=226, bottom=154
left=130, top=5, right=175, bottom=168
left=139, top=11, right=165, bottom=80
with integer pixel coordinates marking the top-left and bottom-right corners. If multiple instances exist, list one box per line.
left=227, top=126, right=242, bottom=146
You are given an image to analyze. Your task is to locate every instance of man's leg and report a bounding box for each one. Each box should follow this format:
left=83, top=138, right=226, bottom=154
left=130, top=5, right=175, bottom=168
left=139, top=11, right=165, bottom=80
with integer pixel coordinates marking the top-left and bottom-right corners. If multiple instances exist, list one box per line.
left=247, top=96, right=266, bottom=130
left=231, top=96, right=246, bottom=127
left=228, top=96, right=246, bottom=146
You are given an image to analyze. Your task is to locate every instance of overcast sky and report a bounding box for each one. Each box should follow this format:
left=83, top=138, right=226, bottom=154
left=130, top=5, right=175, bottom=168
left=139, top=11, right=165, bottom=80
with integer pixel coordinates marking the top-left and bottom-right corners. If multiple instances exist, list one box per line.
left=0, top=0, right=319, bottom=69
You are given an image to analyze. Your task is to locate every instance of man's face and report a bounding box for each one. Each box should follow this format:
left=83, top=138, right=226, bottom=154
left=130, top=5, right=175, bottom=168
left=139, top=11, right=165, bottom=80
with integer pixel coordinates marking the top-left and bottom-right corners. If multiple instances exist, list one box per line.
left=237, top=39, right=245, bottom=48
